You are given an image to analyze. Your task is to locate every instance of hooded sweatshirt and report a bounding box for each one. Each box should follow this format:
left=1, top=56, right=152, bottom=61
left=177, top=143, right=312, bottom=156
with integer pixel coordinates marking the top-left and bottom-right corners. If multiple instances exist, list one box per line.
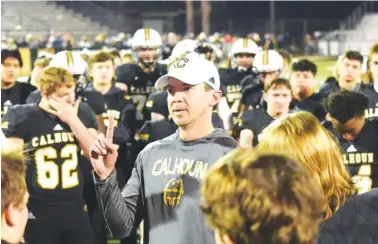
left=94, top=128, right=237, bottom=244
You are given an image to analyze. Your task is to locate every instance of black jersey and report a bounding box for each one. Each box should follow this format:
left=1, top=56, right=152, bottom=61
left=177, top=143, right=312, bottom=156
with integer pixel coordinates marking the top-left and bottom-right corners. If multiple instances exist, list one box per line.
left=146, top=90, right=169, bottom=118
left=319, top=188, right=378, bottom=244
left=318, top=77, right=339, bottom=99
left=219, top=68, right=257, bottom=108
left=292, top=92, right=326, bottom=121
left=115, top=63, right=168, bottom=126
left=237, top=109, right=274, bottom=146
left=101, top=85, right=136, bottom=184
left=240, top=82, right=265, bottom=110
left=26, top=89, right=106, bottom=116
left=330, top=119, right=378, bottom=194
left=102, top=85, right=136, bottom=144
left=2, top=103, right=98, bottom=204
left=359, top=83, right=378, bottom=119
left=1, top=82, right=35, bottom=117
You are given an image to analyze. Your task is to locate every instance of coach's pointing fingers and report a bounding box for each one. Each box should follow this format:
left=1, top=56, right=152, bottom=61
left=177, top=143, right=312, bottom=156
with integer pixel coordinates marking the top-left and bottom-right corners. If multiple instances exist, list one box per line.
left=106, top=114, right=115, bottom=142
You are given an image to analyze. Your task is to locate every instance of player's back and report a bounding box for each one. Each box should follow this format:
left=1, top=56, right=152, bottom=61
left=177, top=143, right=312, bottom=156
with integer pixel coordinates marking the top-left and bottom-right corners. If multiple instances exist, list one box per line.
left=319, top=188, right=378, bottom=244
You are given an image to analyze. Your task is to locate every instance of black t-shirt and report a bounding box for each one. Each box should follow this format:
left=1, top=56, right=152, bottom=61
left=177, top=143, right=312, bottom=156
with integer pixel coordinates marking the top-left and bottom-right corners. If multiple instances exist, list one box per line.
left=319, top=188, right=378, bottom=244
left=236, top=109, right=274, bottom=146
left=146, top=90, right=169, bottom=119
left=161, top=44, right=175, bottom=60
left=319, top=77, right=339, bottom=99
left=292, top=92, right=326, bottom=121
left=328, top=119, right=378, bottom=194
left=102, top=85, right=136, bottom=144
left=115, top=63, right=168, bottom=126
left=1, top=82, right=35, bottom=117
left=218, top=68, right=257, bottom=108
left=25, top=89, right=106, bottom=115
left=240, top=82, right=265, bottom=110
left=2, top=103, right=97, bottom=205
left=359, top=83, right=378, bottom=119
left=101, top=85, right=136, bottom=183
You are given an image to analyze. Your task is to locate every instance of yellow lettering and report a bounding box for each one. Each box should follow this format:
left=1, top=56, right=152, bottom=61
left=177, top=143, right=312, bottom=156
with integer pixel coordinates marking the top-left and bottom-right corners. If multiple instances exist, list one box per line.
left=47, top=134, right=54, bottom=144
left=62, top=132, right=68, bottom=142
left=67, top=133, right=75, bottom=142
left=343, top=154, right=348, bottom=164
left=195, top=161, right=208, bottom=179
left=350, top=154, right=355, bottom=164
left=344, top=153, right=375, bottom=165
left=173, top=158, right=182, bottom=174
left=368, top=153, right=374, bottom=163
left=32, top=137, right=39, bottom=147
left=180, top=158, right=190, bottom=175
left=365, top=108, right=378, bottom=119
left=188, top=160, right=197, bottom=177
left=160, top=158, right=169, bottom=175
left=54, top=133, right=62, bottom=143
left=39, top=135, right=47, bottom=146
left=166, top=158, right=175, bottom=175
left=152, top=159, right=163, bottom=176
left=355, top=153, right=361, bottom=163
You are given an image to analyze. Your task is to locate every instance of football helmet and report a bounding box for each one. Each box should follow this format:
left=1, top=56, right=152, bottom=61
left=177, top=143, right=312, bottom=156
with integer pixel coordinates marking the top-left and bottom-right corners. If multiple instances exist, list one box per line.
left=49, top=50, right=88, bottom=92
left=231, top=38, right=259, bottom=57
left=194, top=41, right=222, bottom=63
left=253, top=50, right=284, bottom=73
left=131, top=28, right=162, bottom=68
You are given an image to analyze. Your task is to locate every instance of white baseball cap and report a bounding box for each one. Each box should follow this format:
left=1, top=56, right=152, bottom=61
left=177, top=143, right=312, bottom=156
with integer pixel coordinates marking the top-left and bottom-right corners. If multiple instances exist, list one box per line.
left=155, top=52, right=220, bottom=90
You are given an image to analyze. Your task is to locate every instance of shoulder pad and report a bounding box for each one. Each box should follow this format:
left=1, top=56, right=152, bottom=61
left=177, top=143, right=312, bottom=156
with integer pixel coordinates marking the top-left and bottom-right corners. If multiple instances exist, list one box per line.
left=115, top=63, right=140, bottom=83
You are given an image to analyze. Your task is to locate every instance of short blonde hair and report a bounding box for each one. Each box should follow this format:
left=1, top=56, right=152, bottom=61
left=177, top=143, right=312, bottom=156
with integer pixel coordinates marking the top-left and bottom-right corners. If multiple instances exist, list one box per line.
left=257, top=111, right=354, bottom=219
left=201, top=148, right=324, bottom=244
left=37, top=66, right=75, bottom=95
left=1, top=146, right=27, bottom=212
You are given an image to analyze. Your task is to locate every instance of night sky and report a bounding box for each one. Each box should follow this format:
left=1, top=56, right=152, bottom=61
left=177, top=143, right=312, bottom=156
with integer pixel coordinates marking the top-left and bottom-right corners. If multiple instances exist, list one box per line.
left=222, top=1, right=364, bottom=19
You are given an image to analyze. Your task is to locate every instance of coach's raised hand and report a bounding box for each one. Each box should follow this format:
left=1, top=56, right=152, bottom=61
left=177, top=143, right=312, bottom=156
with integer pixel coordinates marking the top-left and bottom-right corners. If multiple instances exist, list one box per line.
left=89, top=114, right=118, bottom=180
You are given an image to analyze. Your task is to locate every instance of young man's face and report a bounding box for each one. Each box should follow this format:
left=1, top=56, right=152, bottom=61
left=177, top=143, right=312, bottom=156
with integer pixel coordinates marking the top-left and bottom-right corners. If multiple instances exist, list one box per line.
left=338, top=58, right=362, bottom=83
left=259, top=70, right=279, bottom=84
left=166, top=77, right=215, bottom=127
left=235, top=53, right=254, bottom=69
left=1, top=57, right=21, bottom=85
left=264, top=85, right=292, bottom=115
left=290, top=70, right=315, bottom=97
left=138, top=47, right=158, bottom=65
left=330, top=115, right=365, bottom=141
left=91, top=60, right=114, bottom=85
left=47, top=83, right=76, bottom=105
left=370, top=53, right=378, bottom=83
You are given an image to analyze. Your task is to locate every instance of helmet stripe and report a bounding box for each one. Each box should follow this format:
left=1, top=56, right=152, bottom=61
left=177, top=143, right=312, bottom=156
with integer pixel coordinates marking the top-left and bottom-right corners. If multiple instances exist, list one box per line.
left=263, top=50, right=269, bottom=65
left=144, top=28, right=150, bottom=41
left=66, top=51, right=74, bottom=66
left=243, top=38, right=248, bottom=48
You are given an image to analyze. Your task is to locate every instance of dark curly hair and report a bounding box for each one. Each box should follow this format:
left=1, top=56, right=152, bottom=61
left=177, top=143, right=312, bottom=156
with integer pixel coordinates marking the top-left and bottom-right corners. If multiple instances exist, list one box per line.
left=324, top=90, right=368, bottom=123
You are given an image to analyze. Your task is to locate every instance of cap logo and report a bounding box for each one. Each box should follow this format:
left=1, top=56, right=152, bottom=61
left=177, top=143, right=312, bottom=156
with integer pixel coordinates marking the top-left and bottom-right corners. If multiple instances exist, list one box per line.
left=208, top=77, right=215, bottom=84
left=174, top=57, right=189, bottom=68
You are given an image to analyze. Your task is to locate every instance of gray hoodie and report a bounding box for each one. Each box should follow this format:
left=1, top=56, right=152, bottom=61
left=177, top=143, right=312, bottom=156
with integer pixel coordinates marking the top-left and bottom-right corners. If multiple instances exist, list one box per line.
left=94, top=128, right=237, bottom=244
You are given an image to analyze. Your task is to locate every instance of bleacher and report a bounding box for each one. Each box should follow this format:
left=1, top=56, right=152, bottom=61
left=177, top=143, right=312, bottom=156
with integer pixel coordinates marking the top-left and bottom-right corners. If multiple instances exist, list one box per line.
left=54, top=1, right=140, bottom=33
left=318, top=2, right=378, bottom=56
left=1, top=1, right=113, bottom=39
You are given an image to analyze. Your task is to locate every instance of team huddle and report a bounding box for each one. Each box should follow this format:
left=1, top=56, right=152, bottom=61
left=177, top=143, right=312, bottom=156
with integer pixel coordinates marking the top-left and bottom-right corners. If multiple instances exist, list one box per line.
left=1, top=27, right=378, bottom=244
